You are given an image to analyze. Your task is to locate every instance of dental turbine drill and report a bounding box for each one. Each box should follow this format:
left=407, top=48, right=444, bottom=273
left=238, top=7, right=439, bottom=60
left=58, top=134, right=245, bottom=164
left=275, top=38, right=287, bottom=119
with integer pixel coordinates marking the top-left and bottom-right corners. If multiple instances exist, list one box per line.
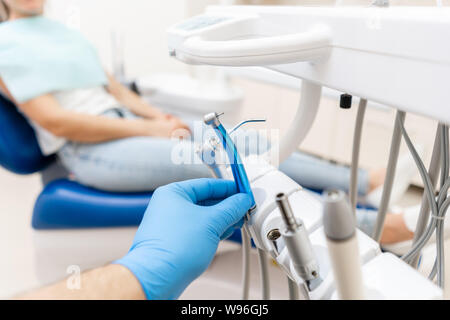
left=323, top=190, right=365, bottom=300
left=204, top=112, right=269, bottom=299
left=275, top=193, right=321, bottom=292
left=203, top=112, right=261, bottom=215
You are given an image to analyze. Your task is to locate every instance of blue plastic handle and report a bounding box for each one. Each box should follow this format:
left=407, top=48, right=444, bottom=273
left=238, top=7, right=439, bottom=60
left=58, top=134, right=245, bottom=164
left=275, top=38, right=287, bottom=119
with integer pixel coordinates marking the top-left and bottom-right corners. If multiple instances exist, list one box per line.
left=215, top=123, right=256, bottom=208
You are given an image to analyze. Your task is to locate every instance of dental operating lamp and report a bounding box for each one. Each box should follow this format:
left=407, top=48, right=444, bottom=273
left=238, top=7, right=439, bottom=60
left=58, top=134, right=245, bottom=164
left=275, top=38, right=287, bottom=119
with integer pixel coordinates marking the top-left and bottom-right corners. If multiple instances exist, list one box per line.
left=168, top=6, right=450, bottom=300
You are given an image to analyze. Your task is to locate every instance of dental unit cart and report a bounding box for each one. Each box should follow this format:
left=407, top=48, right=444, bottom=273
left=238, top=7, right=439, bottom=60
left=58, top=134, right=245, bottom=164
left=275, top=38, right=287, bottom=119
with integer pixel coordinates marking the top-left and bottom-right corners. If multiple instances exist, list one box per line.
left=167, top=5, right=450, bottom=300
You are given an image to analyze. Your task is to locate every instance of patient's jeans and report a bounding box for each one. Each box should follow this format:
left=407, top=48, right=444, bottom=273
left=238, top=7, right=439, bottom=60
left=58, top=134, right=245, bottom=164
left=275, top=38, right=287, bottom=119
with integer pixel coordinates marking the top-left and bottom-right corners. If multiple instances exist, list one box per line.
left=58, top=108, right=369, bottom=194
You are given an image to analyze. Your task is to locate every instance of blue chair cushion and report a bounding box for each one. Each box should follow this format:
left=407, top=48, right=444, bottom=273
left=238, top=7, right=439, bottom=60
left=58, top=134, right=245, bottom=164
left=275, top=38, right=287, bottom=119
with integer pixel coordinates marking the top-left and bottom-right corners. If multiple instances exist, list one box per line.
left=32, top=179, right=153, bottom=229
left=32, top=178, right=245, bottom=243
left=0, top=94, right=55, bottom=174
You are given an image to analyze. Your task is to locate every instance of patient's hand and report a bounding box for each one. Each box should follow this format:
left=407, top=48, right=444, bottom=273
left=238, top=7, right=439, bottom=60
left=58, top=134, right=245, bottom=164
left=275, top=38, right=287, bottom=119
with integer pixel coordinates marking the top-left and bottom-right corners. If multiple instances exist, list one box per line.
left=143, top=117, right=191, bottom=139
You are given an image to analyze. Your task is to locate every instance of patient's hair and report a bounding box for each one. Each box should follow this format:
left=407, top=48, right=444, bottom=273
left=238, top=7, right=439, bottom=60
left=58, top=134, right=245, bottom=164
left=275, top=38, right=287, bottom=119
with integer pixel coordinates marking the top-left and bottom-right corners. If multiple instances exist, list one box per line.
left=0, top=0, right=9, bottom=22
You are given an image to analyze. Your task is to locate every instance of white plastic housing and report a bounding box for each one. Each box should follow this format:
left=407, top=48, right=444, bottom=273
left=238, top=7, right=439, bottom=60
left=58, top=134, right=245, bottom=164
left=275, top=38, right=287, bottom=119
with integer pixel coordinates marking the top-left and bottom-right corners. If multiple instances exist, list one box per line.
left=167, top=13, right=331, bottom=66
left=197, top=6, right=450, bottom=125
left=331, top=253, right=443, bottom=300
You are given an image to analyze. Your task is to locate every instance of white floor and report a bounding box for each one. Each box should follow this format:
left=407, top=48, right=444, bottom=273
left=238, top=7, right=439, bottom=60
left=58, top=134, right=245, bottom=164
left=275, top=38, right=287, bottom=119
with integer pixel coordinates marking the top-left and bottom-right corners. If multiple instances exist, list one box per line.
left=0, top=169, right=42, bottom=298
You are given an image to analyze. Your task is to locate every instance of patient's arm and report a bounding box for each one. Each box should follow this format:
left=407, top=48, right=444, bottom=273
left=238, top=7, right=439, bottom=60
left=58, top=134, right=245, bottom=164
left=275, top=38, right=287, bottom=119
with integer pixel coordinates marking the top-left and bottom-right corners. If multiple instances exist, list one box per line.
left=106, top=73, right=167, bottom=120
left=0, top=77, right=16, bottom=103
left=16, top=264, right=146, bottom=300
left=18, top=93, right=189, bottom=142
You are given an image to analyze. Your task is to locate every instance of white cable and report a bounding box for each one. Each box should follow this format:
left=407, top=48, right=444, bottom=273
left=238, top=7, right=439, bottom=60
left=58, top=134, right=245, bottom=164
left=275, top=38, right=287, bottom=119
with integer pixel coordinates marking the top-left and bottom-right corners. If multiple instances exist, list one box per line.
left=287, top=277, right=299, bottom=300
left=241, top=227, right=251, bottom=300
left=350, top=99, right=367, bottom=215
left=257, top=248, right=270, bottom=300
left=373, top=111, right=405, bottom=242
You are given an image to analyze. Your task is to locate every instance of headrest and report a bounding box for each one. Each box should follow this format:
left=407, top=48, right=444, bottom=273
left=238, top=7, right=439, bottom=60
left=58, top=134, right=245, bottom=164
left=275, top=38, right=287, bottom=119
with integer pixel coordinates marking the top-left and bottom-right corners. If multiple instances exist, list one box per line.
left=0, top=94, right=55, bottom=174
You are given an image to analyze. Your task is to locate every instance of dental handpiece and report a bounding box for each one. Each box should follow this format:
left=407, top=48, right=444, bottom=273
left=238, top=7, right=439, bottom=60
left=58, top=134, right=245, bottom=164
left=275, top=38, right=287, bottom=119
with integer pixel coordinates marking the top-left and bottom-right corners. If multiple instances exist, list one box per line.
left=204, top=112, right=257, bottom=212
left=275, top=193, right=321, bottom=291
left=323, top=190, right=365, bottom=300
left=195, top=137, right=225, bottom=179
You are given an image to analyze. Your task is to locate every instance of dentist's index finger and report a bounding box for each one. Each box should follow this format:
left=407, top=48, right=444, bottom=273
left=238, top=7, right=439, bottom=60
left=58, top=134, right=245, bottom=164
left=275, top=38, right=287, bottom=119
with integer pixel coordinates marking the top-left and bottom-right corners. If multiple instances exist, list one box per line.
left=174, top=178, right=238, bottom=204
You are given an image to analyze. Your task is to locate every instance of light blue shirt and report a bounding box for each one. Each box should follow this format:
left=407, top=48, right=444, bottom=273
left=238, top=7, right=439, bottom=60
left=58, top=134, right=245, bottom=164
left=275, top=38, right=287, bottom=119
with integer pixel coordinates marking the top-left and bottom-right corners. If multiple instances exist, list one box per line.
left=0, top=16, right=107, bottom=103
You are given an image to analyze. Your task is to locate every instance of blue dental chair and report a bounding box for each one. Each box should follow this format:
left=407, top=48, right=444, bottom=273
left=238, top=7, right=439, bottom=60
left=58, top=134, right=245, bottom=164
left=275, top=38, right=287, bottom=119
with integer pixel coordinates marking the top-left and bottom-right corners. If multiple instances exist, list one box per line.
left=0, top=93, right=245, bottom=237
left=0, top=93, right=154, bottom=230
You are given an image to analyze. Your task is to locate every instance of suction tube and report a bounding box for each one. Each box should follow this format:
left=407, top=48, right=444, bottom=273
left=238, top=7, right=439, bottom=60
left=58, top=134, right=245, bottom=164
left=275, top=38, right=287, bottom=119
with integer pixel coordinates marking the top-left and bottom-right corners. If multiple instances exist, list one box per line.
left=323, top=190, right=365, bottom=300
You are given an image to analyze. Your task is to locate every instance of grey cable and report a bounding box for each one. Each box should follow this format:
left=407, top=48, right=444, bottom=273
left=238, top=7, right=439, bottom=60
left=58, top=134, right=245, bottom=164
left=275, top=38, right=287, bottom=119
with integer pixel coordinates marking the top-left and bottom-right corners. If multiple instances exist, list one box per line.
left=437, top=219, right=445, bottom=286
left=403, top=135, right=437, bottom=261
left=399, top=118, right=440, bottom=263
left=430, top=260, right=438, bottom=281
left=402, top=125, right=449, bottom=285
left=257, top=248, right=270, bottom=300
left=429, top=177, right=450, bottom=282
left=241, top=227, right=251, bottom=300
left=372, top=111, right=406, bottom=242
left=431, top=197, right=450, bottom=286
left=436, top=126, right=449, bottom=286
left=350, top=99, right=367, bottom=215
left=409, top=125, right=442, bottom=267
left=287, top=277, right=299, bottom=300
left=440, top=126, right=449, bottom=190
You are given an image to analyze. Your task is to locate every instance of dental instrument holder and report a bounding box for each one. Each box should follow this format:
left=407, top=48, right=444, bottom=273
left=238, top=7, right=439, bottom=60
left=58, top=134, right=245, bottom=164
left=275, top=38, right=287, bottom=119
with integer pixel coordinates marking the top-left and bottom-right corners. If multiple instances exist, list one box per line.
left=203, top=112, right=257, bottom=216
left=323, top=190, right=365, bottom=300
left=276, top=193, right=321, bottom=292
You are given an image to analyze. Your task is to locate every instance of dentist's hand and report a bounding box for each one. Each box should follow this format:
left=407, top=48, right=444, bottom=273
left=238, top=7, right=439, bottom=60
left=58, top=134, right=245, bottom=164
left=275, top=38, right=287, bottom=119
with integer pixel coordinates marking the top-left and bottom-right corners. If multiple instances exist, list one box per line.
left=115, top=179, right=253, bottom=300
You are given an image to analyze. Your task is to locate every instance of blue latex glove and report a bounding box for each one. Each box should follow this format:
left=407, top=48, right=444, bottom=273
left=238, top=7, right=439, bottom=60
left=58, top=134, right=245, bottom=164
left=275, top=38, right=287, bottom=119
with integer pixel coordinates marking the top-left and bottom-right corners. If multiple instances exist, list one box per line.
left=115, top=178, right=253, bottom=300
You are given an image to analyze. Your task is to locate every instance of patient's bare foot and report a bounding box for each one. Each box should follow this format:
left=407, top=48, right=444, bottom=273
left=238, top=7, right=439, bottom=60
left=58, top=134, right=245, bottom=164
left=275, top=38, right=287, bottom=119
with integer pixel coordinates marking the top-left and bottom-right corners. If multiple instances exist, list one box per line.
left=369, top=168, right=386, bottom=193
left=380, top=213, right=414, bottom=245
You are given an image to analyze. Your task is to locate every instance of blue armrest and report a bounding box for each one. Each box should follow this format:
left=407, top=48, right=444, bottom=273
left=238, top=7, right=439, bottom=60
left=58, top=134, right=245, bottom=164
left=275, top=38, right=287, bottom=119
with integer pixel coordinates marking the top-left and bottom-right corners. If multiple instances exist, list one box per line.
left=32, top=179, right=245, bottom=244
left=0, top=94, right=55, bottom=174
left=32, top=179, right=153, bottom=229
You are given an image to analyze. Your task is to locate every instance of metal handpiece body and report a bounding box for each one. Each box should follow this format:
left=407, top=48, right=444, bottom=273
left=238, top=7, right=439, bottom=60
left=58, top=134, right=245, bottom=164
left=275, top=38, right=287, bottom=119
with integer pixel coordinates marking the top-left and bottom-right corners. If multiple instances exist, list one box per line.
left=276, top=193, right=320, bottom=286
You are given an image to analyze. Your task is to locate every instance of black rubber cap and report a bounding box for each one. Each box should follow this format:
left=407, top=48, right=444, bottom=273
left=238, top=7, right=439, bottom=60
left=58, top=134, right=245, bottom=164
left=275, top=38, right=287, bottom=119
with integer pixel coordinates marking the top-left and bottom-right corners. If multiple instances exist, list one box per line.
left=340, top=94, right=352, bottom=109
